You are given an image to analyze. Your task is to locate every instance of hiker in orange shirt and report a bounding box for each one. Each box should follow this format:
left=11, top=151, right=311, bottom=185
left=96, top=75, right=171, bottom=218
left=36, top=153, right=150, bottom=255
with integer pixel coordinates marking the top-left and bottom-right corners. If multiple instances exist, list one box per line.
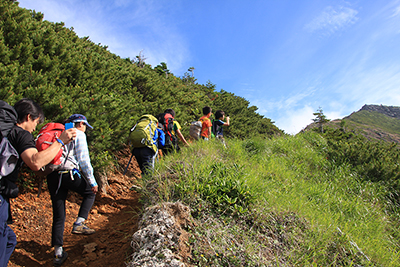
left=199, top=106, right=213, bottom=140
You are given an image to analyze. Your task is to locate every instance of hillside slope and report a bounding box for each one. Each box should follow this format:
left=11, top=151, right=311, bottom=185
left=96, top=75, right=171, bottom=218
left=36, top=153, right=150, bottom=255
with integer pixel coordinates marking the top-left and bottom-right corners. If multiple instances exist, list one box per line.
left=0, top=0, right=283, bottom=175
left=306, top=104, right=400, bottom=143
left=342, top=104, right=400, bottom=143
left=132, top=136, right=400, bottom=266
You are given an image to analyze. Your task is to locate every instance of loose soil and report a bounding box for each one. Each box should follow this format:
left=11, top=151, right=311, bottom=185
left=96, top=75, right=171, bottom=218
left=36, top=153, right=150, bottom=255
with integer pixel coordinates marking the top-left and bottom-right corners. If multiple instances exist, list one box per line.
left=8, top=148, right=142, bottom=267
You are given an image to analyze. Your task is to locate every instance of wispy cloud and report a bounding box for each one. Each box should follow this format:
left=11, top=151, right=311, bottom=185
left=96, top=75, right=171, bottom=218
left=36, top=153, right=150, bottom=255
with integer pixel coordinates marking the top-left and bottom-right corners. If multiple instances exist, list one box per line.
left=305, top=6, right=358, bottom=36
left=335, top=63, right=400, bottom=108
left=253, top=86, right=316, bottom=115
left=283, top=88, right=316, bottom=107
left=392, top=3, right=400, bottom=17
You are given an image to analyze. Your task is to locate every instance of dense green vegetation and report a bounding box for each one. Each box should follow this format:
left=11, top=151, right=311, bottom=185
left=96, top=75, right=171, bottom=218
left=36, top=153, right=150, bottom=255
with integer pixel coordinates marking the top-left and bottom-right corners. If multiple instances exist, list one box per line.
left=315, top=126, right=400, bottom=207
left=0, top=0, right=282, bottom=171
left=140, top=133, right=400, bottom=266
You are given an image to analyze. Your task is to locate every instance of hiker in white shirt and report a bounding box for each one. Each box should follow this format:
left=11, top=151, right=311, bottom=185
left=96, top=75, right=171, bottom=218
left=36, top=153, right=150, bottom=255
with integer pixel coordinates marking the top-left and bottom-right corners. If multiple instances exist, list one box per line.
left=47, top=114, right=97, bottom=266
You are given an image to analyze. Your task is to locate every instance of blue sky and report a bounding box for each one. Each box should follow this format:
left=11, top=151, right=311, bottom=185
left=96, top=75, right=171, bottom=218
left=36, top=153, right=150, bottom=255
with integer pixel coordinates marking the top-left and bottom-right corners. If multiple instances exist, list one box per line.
left=17, top=0, right=400, bottom=134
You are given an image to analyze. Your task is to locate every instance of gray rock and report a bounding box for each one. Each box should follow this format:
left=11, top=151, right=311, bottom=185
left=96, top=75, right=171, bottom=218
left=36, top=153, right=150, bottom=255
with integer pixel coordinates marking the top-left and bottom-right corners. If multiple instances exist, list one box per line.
left=127, top=202, right=192, bottom=267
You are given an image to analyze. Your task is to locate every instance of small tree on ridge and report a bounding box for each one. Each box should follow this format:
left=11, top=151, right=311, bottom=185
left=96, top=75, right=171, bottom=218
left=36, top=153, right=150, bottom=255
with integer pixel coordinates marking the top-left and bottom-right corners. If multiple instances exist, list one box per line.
left=313, top=107, right=330, bottom=133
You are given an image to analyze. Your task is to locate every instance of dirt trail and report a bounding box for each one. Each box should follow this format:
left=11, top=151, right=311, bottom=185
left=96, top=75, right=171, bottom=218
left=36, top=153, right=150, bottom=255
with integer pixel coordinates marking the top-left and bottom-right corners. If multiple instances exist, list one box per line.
left=8, top=149, right=141, bottom=267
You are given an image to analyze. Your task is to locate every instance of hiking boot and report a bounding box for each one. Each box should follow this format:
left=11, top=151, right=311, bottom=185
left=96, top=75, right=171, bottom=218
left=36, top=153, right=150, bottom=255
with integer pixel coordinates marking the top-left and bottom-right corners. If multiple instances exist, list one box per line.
left=72, top=222, right=95, bottom=234
left=54, top=251, right=68, bottom=266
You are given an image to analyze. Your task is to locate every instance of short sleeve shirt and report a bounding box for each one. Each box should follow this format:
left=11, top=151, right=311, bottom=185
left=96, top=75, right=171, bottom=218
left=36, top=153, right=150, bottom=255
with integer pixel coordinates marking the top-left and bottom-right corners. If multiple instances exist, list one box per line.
left=212, top=120, right=224, bottom=136
left=199, top=116, right=212, bottom=138
left=172, top=121, right=181, bottom=136
left=5, top=126, right=36, bottom=183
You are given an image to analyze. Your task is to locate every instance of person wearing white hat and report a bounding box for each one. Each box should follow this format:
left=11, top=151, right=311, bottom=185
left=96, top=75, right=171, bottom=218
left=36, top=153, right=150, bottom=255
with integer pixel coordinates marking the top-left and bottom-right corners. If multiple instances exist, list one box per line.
left=47, top=113, right=97, bottom=266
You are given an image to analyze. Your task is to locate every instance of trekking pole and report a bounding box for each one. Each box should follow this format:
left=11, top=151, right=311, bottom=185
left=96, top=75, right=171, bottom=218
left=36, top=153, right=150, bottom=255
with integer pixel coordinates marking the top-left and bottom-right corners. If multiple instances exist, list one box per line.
left=37, top=176, right=43, bottom=197
left=123, top=153, right=134, bottom=176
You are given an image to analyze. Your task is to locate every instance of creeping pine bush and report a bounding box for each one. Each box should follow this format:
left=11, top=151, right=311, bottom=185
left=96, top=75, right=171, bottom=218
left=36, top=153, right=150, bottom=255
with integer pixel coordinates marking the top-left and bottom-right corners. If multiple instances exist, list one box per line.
left=321, top=127, right=400, bottom=204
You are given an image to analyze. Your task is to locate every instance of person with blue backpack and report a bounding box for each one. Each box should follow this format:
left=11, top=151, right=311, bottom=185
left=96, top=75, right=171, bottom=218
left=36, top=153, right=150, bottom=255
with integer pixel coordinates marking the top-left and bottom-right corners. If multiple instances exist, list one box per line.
left=0, top=99, right=76, bottom=267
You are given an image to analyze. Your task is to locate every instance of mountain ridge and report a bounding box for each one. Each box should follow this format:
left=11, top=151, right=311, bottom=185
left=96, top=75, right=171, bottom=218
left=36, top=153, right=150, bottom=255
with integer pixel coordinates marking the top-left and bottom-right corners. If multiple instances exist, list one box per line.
left=305, top=104, right=400, bottom=144
left=354, top=104, right=400, bottom=119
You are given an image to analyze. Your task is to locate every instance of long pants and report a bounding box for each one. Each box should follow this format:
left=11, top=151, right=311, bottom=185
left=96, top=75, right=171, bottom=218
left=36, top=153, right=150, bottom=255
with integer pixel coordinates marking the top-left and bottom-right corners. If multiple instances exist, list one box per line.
left=0, top=194, right=17, bottom=267
left=132, top=147, right=157, bottom=175
left=47, top=171, right=95, bottom=247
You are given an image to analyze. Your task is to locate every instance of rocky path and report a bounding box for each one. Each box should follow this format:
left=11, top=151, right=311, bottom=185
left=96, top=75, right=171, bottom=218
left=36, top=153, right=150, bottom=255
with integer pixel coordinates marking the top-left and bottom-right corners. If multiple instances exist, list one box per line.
left=8, top=150, right=141, bottom=267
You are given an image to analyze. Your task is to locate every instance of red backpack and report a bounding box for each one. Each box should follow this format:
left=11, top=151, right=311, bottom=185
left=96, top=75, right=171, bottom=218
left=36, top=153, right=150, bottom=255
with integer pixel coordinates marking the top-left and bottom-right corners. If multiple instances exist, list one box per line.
left=35, top=123, right=72, bottom=174
left=157, top=113, right=177, bottom=149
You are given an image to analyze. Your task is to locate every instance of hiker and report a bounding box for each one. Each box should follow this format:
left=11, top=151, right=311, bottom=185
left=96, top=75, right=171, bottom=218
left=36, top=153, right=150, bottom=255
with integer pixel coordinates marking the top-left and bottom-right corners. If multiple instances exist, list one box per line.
left=157, top=111, right=177, bottom=155
left=0, top=99, right=76, bottom=267
left=212, top=110, right=230, bottom=147
left=46, top=114, right=98, bottom=266
left=162, top=109, right=189, bottom=155
left=130, top=114, right=165, bottom=175
left=199, top=106, right=213, bottom=140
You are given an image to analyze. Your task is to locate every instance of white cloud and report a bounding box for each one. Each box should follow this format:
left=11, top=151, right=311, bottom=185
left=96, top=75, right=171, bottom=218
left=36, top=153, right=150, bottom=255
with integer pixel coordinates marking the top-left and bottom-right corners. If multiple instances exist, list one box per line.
left=305, top=6, right=358, bottom=36
left=274, top=105, right=315, bottom=135
left=325, top=110, right=344, bottom=121
left=273, top=105, right=344, bottom=135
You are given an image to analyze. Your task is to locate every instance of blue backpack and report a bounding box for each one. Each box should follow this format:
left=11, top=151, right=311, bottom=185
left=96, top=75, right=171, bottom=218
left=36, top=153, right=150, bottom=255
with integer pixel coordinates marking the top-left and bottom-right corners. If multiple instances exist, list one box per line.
left=0, top=101, right=19, bottom=180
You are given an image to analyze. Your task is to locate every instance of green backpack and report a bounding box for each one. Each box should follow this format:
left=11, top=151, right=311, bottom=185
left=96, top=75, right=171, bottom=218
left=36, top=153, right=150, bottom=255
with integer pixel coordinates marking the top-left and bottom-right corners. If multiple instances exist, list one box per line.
left=129, top=114, right=158, bottom=152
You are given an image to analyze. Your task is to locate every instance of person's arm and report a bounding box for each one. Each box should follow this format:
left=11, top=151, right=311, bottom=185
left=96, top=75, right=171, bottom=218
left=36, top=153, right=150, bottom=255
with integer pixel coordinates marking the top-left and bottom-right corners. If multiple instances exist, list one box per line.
left=208, top=119, right=213, bottom=137
left=74, top=130, right=98, bottom=193
left=20, top=128, right=77, bottom=172
left=223, top=116, right=230, bottom=126
left=176, top=128, right=189, bottom=146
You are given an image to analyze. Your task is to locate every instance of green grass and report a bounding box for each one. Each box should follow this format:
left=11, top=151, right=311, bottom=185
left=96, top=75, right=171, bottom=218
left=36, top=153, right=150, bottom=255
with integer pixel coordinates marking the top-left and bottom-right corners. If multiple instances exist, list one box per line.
left=138, top=133, right=400, bottom=266
left=347, top=110, right=400, bottom=135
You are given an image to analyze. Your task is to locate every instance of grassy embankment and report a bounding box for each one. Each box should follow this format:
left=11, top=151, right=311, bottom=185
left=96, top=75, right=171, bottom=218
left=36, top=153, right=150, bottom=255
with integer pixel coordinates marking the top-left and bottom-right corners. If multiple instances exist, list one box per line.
left=138, top=131, right=400, bottom=266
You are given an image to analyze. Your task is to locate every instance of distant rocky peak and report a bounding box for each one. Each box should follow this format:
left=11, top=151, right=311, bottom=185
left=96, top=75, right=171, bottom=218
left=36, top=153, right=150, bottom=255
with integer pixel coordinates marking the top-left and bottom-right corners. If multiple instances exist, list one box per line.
left=360, top=104, right=400, bottom=119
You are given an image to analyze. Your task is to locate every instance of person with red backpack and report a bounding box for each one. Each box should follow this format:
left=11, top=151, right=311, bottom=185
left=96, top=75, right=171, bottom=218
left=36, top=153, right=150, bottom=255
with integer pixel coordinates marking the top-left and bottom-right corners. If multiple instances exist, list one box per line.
left=158, top=109, right=189, bottom=156
left=46, top=114, right=98, bottom=266
left=0, top=99, right=76, bottom=267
